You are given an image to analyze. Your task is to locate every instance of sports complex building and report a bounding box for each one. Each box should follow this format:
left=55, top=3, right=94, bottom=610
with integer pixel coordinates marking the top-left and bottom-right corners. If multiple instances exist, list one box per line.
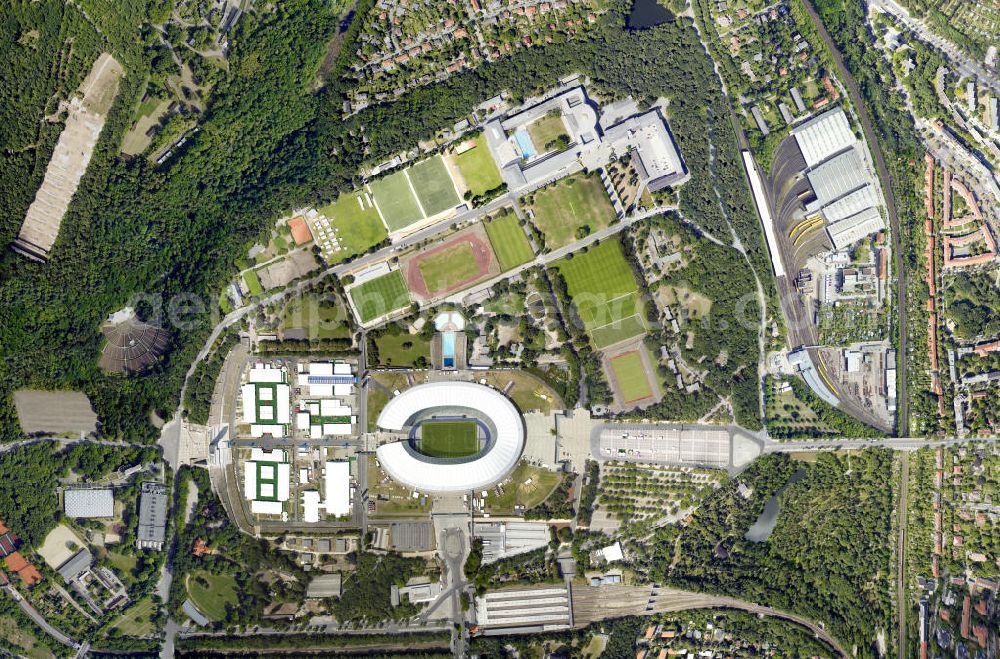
left=374, top=382, right=525, bottom=493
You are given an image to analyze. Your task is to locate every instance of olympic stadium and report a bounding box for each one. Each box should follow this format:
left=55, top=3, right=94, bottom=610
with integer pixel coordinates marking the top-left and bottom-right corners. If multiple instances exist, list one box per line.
left=374, top=381, right=526, bottom=492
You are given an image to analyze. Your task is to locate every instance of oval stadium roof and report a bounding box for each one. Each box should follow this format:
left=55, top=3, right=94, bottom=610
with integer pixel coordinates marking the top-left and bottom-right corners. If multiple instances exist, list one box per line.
left=375, top=382, right=525, bottom=492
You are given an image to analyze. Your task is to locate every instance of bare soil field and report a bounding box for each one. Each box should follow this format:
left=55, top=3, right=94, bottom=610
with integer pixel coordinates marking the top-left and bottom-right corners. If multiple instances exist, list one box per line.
left=13, top=53, right=123, bottom=260
left=14, top=389, right=98, bottom=435
left=257, top=250, right=320, bottom=290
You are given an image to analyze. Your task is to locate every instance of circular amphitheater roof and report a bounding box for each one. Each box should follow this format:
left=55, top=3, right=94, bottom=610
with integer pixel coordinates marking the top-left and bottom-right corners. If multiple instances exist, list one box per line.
left=374, top=381, right=525, bottom=493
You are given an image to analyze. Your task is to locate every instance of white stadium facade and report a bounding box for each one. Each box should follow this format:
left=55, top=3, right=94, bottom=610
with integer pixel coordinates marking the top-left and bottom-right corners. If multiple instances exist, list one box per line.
left=374, top=382, right=525, bottom=493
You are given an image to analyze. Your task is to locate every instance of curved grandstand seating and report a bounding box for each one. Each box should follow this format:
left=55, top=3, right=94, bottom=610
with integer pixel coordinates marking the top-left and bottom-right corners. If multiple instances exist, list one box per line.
left=375, top=382, right=525, bottom=492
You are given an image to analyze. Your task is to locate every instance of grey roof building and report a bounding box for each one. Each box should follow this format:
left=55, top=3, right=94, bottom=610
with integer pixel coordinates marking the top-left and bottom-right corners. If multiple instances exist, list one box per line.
left=64, top=488, right=114, bottom=519
left=137, top=482, right=168, bottom=550
left=57, top=548, right=93, bottom=582
left=183, top=599, right=210, bottom=627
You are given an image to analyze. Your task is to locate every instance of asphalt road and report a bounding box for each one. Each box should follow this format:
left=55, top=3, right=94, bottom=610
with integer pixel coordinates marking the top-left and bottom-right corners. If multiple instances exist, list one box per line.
left=3, top=584, right=77, bottom=648
left=802, top=0, right=910, bottom=436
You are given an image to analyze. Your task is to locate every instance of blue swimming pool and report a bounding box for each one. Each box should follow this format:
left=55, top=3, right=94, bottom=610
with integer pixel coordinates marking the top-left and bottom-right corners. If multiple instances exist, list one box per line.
left=514, top=129, right=536, bottom=159
left=442, top=332, right=456, bottom=368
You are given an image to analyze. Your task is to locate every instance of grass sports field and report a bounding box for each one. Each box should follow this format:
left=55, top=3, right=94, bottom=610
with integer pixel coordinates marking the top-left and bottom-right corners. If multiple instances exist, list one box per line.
left=526, top=172, right=616, bottom=248
left=281, top=292, right=352, bottom=340
left=610, top=351, right=654, bottom=403
left=527, top=112, right=568, bottom=152
left=417, top=242, right=482, bottom=293
left=370, top=170, right=424, bottom=232
left=419, top=420, right=479, bottom=458
left=349, top=270, right=410, bottom=323
left=316, top=191, right=388, bottom=263
left=485, top=212, right=534, bottom=271
left=409, top=155, right=460, bottom=217
left=187, top=570, right=238, bottom=621
left=243, top=269, right=263, bottom=296
left=554, top=240, right=646, bottom=349
left=452, top=134, right=502, bottom=196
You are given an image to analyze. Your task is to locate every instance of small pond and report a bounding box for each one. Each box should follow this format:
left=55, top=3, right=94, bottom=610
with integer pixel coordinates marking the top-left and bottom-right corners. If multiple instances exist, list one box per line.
left=627, top=0, right=674, bottom=30
left=744, top=468, right=806, bottom=542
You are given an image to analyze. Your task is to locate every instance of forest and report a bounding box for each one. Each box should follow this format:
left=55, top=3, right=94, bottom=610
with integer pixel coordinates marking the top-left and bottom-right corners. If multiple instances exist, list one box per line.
left=629, top=451, right=894, bottom=655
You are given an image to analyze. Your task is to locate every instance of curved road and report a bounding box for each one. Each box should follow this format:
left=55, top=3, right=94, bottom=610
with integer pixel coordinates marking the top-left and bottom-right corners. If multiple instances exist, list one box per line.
left=801, top=0, right=909, bottom=436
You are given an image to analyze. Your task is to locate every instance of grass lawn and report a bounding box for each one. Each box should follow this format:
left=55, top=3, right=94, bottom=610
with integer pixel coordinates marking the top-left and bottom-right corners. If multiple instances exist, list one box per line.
left=480, top=370, right=563, bottom=414
left=485, top=213, right=534, bottom=271
left=368, top=456, right=432, bottom=517
left=243, top=270, right=263, bottom=296
left=316, top=191, right=389, bottom=264
left=110, top=596, right=157, bottom=637
left=281, top=292, right=352, bottom=339
left=554, top=240, right=645, bottom=348
left=452, top=134, right=502, bottom=196
left=527, top=111, right=569, bottom=152
left=610, top=351, right=654, bottom=402
left=418, top=420, right=479, bottom=458
left=408, top=155, right=460, bottom=217
left=526, top=172, right=616, bottom=248
left=107, top=550, right=137, bottom=582
left=186, top=570, right=238, bottom=622
left=485, top=461, right=562, bottom=514
left=372, top=330, right=430, bottom=367
left=350, top=271, right=410, bottom=323
left=0, top=614, right=53, bottom=659
left=370, top=170, right=424, bottom=231
left=417, top=242, right=482, bottom=294
left=367, top=387, right=390, bottom=432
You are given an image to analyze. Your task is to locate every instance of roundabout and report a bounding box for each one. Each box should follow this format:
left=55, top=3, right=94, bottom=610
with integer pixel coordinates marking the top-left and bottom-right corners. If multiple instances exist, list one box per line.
left=374, top=381, right=526, bottom=492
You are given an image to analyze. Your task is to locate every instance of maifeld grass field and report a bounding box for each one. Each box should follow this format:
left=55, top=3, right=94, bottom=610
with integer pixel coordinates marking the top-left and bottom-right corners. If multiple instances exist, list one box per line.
left=452, top=134, right=502, bottom=196
left=485, top=212, right=534, bottom=271
left=526, top=172, right=616, bottom=248
left=417, top=242, right=482, bottom=294
left=317, top=191, right=388, bottom=263
left=610, top=351, right=654, bottom=403
left=370, top=170, right=423, bottom=232
left=554, top=239, right=646, bottom=349
left=419, top=420, right=479, bottom=458
left=349, top=270, right=411, bottom=323
left=409, top=155, right=460, bottom=217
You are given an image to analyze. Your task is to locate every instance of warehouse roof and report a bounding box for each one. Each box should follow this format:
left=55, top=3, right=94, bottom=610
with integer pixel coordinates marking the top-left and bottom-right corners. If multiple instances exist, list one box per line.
left=64, top=488, right=114, bottom=518
left=827, top=206, right=886, bottom=250
left=806, top=148, right=869, bottom=205
left=792, top=107, right=856, bottom=167
left=375, top=382, right=524, bottom=493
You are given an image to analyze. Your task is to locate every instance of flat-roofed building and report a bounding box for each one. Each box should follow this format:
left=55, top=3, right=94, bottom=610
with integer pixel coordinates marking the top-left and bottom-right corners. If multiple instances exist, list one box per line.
left=792, top=107, right=855, bottom=167
left=136, top=482, right=168, bottom=550
left=476, top=586, right=571, bottom=630
left=806, top=148, right=869, bottom=204
left=827, top=207, right=885, bottom=250
left=474, top=521, right=550, bottom=563
left=57, top=548, right=93, bottom=582
left=324, top=461, right=352, bottom=518
left=64, top=488, right=114, bottom=519
left=604, top=109, right=689, bottom=191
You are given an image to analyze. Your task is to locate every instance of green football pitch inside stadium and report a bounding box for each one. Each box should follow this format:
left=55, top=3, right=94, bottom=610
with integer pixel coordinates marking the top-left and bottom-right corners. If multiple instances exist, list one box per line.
left=418, top=420, right=480, bottom=458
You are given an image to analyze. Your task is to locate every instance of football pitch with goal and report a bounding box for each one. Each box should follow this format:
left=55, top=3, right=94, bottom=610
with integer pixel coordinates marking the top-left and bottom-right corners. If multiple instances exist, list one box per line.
left=554, top=239, right=646, bottom=349
left=408, top=155, right=460, bottom=217
left=349, top=270, right=410, bottom=323
left=418, top=420, right=479, bottom=458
